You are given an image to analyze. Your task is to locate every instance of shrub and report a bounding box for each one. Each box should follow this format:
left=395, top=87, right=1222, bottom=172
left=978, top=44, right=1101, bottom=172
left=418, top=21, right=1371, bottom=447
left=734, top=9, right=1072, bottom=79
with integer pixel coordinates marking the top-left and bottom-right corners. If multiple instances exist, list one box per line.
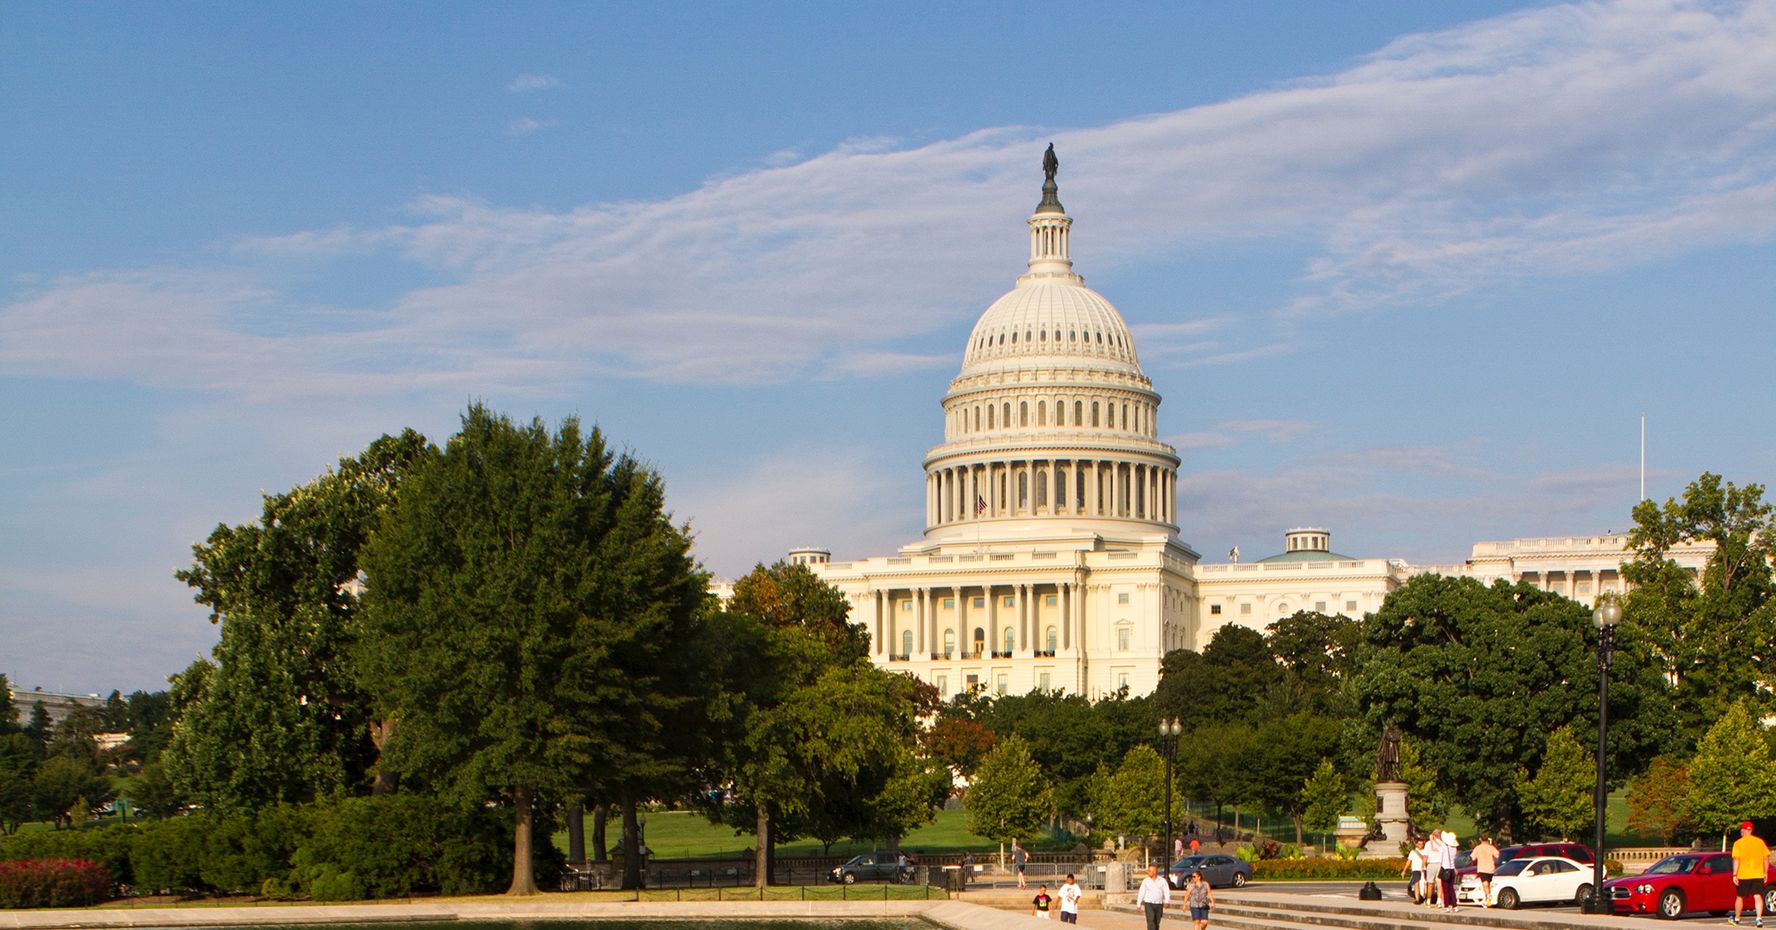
left=1253, top=856, right=1409, bottom=880
left=200, top=806, right=309, bottom=894
left=294, top=794, right=520, bottom=899
left=0, top=859, right=113, bottom=908
left=130, top=815, right=209, bottom=894
left=0, top=824, right=133, bottom=886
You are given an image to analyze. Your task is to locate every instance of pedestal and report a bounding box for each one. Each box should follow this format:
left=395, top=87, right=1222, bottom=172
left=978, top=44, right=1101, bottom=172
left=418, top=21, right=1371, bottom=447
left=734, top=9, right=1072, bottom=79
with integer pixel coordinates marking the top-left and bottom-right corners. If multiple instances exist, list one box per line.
left=1367, top=780, right=1411, bottom=858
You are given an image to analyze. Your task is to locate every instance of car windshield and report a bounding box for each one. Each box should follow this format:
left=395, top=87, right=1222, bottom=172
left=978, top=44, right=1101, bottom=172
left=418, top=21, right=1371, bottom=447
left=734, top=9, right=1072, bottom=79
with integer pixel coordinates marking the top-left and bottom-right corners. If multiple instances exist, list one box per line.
left=1170, top=856, right=1208, bottom=870
left=1495, top=860, right=1531, bottom=876
left=1645, top=857, right=1698, bottom=875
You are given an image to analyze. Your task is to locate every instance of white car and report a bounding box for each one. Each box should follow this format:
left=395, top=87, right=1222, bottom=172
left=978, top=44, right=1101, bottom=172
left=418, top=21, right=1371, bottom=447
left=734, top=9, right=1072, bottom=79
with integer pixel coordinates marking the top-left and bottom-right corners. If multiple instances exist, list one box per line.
left=1458, top=855, right=1595, bottom=909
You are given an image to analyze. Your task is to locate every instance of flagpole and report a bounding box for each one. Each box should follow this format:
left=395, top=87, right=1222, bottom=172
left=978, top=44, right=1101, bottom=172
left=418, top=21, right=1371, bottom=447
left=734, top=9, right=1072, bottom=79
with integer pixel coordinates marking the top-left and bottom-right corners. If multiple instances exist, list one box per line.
left=1639, top=414, right=1646, bottom=502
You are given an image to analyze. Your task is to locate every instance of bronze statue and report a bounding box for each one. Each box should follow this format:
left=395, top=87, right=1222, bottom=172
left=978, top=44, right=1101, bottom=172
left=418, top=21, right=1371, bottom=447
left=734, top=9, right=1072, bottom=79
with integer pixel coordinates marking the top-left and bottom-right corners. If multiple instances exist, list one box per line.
left=1043, top=143, right=1059, bottom=183
left=1375, top=724, right=1402, bottom=782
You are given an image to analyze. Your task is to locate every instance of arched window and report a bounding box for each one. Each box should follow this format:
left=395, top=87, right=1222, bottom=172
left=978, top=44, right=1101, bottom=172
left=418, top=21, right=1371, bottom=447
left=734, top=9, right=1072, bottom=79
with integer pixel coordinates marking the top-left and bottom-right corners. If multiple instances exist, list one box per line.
left=1074, top=401, right=1083, bottom=425
left=1123, top=403, right=1130, bottom=427
left=901, top=630, right=913, bottom=656
left=972, top=627, right=986, bottom=654
left=943, top=628, right=956, bottom=654
left=1106, top=404, right=1115, bottom=428
left=1045, top=626, right=1058, bottom=652
left=973, top=405, right=981, bottom=431
left=1019, top=402, right=1028, bottom=426
left=1037, top=402, right=1046, bottom=426
left=987, top=405, right=995, bottom=429
left=1039, top=329, right=1046, bottom=342
left=1092, top=402, right=1100, bottom=426
left=1003, top=402, right=1011, bottom=427
left=1003, top=628, right=1014, bottom=654
left=1055, top=401, right=1065, bottom=426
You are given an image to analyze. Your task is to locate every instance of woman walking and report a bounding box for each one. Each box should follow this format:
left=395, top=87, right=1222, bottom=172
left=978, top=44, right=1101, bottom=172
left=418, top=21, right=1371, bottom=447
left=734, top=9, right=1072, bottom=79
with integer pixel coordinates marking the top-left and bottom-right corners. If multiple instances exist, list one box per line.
left=1185, top=870, right=1214, bottom=930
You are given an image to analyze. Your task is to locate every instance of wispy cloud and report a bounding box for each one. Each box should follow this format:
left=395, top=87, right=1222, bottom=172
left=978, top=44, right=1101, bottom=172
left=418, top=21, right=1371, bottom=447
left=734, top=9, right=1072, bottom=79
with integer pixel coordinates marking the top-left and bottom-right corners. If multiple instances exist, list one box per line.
left=1165, top=418, right=1313, bottom=451
left=4, top=0, right=1772, bottom=403
left=505, top=73, right=563, bottom=93
left=506, top=116, right=561, bottom=136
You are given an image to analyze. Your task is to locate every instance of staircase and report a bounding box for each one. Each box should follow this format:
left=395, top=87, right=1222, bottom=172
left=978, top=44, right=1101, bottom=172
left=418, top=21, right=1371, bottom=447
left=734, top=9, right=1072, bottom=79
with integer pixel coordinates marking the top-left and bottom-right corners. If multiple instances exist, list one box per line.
left=1193, top=890, right=1680, bottom=930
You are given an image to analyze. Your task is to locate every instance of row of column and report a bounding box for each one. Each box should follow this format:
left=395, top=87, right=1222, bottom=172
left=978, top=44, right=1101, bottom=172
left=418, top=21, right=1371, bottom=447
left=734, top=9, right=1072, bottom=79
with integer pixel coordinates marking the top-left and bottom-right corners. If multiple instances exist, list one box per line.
left=867, top=581, right=1086, bottom=661
left=1518, top=568, right=1621, bottom=603
left=927, top=459, right=1174, bottom=526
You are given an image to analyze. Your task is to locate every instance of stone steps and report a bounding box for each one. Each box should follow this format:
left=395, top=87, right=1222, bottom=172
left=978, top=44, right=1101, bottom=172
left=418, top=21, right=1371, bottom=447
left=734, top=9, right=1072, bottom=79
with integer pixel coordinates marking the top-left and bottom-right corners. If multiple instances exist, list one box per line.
left=1157, top=891, right=1682, bottom=930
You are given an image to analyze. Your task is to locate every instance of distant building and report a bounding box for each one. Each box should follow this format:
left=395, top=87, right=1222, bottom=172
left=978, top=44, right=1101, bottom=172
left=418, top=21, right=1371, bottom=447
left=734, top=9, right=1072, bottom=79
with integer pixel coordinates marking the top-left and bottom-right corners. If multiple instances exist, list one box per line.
left=717, top=156, right=1713, bottom=699
left=6, top=687, right=106, bottom=729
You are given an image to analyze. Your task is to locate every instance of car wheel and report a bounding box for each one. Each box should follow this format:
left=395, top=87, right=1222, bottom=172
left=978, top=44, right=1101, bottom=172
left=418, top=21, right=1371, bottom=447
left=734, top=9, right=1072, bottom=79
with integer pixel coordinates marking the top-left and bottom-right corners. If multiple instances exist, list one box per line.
left=842, top=872, right=856, bottom=885
left=1657, top=888, right=1684, bottom=919
left=1765, top=888, right=1776, bottom=915
left=1498, top=888, right=1521, bottom=909
left=1575, top=884, right=1593, bottom=908
left=1232, top=872, right=1247, bottom=887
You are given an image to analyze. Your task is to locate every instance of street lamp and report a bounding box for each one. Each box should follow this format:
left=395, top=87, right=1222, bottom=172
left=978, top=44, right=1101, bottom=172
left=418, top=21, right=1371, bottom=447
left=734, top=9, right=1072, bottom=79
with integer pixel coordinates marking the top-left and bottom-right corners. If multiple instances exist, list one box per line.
left=1589, top=600, right=1622, bottom=913
left=1159, top=717, right=1182, bottom=873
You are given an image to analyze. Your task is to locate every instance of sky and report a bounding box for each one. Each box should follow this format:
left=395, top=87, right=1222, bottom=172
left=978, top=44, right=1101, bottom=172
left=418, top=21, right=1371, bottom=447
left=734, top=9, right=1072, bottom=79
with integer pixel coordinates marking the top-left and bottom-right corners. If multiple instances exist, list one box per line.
left=3, top=1, right=1774, bottom=694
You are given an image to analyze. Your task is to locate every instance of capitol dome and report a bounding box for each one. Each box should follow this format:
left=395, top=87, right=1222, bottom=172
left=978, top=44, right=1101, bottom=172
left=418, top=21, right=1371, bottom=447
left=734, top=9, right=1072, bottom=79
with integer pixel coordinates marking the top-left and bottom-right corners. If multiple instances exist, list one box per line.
left=960, top=279, right=1142, bottom=378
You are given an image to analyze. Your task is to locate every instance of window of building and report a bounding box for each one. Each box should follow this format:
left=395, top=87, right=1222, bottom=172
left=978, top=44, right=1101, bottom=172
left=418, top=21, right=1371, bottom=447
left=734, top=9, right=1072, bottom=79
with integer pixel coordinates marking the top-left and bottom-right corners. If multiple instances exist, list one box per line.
left=1003, top=595, right=1014, bottom=607
left=1315, top=601, right=1327, bottom=612
left=972, top=596, right=985, bottom=608
left=943, top=629, right=955, bottom=653
left=1117, top=672, right=1130, bottom=690
left=1118, top=592, right=1130, bottom=604
left=1346, top=600, right=1358, bottom=612
left=902, top=601, right=912, bottom=611
left=1277, top=602, right=1291, bottom=615
left=1003, top=628, right=1014, bottom=653
left=1117, top=625, right=1131, bottom=650
left=1239, top=603, right=1252, bottom=615
left=943, top=597, right=955, bottom=609
left=1210, top=604, right=1222, bottom=615
left=972, top=627, right=985, bottom=653
left=1038, top=672, right=1051, bottom=691
left=1045, top=594, right=1057, bottom=606
left=995, top=674, right=1008, bottom=696
left=1045, top=626, right=1057, bottom=651
left=901, top=630, right=912, bottom=655
left=935, top=675, right=947, bottom=695
left=965, top=674, right=979, bottom=691
left=1577, top=582, right=1591, bottom=594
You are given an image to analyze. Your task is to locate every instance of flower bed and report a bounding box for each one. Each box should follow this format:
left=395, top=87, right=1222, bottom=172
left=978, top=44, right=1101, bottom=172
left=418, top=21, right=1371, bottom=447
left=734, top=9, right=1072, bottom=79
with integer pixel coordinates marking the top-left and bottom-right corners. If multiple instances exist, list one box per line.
left=0, top=859, right=113, bottom=908
left=1253, top=856, right=1408, bottom=881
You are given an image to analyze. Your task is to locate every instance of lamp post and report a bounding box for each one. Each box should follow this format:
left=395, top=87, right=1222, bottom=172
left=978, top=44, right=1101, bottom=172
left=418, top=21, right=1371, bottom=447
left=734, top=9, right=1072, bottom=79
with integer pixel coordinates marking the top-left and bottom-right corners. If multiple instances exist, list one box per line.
left=1159, top=717, right=1182, bottom=873
left=1589, top=600, right=1621, bottom=913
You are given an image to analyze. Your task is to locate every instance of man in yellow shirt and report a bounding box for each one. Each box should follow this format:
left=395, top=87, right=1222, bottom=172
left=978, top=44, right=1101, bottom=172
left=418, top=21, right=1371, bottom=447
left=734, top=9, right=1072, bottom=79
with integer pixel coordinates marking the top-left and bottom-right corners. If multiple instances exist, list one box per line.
left=1732, top=820, right=1769, bottom=928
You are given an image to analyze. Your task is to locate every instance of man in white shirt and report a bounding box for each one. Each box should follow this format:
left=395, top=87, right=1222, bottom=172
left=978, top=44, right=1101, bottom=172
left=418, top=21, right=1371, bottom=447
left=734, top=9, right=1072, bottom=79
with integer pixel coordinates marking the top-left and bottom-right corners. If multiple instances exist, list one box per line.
left=1137, top=864, right=1172, bottom=930
left=1058, top=873, right=1083, bottom=924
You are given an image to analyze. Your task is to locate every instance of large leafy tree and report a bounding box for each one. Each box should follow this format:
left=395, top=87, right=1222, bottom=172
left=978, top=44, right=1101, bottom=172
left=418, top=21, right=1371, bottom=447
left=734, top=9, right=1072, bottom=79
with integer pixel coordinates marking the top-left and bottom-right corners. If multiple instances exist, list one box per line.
left=1154, top=625, right=1287, bottom=730
left=1087, top=744, right=1178, bottom=842
left=1267, top=611, right=1360, bottom=717
left=164, top=429, right=428, bottom=810
left=358, top=405, right=705, bottom=895
left=1623, top=473, right=1776, bottom=739
left=1243, top=712, right=1343, bottom=845
left=1519, top=726, right=1594, bottom=840
left=1353, top=575, right=1673, bottom=837
left=0, top=733, right=39, bottom=833
left=966, top=734, right=1053, bottom=846
left=1626, top=755, right=1693, bottom=844
left=973, top=688, right=1153, bottom=818
left=0, top=674, right=18, bottom=735
left=1301, top=758, right=1348, bottom=841
left=1685, top=702, right=1776, bottom=839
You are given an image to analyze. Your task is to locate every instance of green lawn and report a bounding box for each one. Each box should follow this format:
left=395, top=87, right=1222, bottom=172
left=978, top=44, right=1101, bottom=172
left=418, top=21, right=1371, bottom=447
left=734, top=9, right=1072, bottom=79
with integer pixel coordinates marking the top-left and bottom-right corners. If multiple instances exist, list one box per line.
left=553, top=807, right=995, bottom=859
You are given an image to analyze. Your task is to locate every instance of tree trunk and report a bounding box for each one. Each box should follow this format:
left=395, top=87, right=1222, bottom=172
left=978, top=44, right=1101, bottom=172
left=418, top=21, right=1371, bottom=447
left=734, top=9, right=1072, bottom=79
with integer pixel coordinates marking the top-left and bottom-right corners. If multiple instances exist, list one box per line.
left=766, top=809, right=777, bottom=885
left=1293, top=812, right=1304, bottom=847
left=754, top=806, right=770, bottom=889
left=368, top=716, right=399, bottom=795
left=621, top=793, right=643, bottom=889
left=567, top=800, right=585, bottom=863
left=592, top=804, right=609, bottom=861
left=506, top=785, right=538, bottom=895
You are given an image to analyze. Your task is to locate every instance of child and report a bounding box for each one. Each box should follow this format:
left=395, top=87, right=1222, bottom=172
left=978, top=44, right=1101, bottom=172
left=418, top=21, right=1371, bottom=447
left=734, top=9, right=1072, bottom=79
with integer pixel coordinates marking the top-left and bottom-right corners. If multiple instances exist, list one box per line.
left=1058, top=873, right=1083, bottom=924
left=1032, top=884, right=1053, bottom=919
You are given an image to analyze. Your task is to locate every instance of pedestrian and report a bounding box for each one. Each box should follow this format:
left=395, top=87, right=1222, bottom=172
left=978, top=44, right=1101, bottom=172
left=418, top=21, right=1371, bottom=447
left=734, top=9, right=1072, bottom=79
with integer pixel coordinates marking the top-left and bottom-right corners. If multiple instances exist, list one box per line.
left=1185, top=869, right=1214, bottom=930
left=1732, top=819, right=1769, bottom=927
left=1014, top=839, right=1029, bottom=889
left=1421, top=832, right=1444, bottom=908
left=1439, top=831, right=1459, bottom=910
left=1175, top=835, right=1185, bottom=863
left=1471, top=835, right=1500, bottom=908
left=1404, top=838, right=1425, bottom=904
left=1137, top=863, right=1172, bottom=930
left=1190, top=835, right=1201, bottom=855
left=1058, top=873, right=1083, bottom=924
left=1032, top=883, right=1053, bottom=919
left=962, top=850, right=973, bottom=889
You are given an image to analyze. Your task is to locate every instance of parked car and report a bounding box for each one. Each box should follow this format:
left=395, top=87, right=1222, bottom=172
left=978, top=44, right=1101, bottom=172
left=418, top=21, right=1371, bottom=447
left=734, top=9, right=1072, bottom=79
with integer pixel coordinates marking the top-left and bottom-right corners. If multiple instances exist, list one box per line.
left=1602, top=852, right=1776, bottom=919
left=1166, top=854, right=1252, bottom=889
left=1457, top=856, right=1594, bottom=908
left=1453, top=841, right=1593, bottom=881
left=828, top=852, right=907, bottom=884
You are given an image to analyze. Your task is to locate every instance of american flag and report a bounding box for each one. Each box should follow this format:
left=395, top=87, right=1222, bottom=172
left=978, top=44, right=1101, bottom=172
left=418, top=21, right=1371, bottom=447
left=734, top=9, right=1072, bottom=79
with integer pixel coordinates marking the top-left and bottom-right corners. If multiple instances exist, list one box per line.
left=976, top=495, right=988, bottom=515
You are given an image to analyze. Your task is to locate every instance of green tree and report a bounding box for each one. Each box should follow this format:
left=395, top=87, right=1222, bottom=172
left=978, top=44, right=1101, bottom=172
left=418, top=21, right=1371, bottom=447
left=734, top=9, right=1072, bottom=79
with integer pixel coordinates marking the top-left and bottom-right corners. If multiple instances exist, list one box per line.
left=966, top=734, right=1054, bottom=846
left=1243, top=712, right=1342, bottom=845
left=1301, top=758, right=1348, bottom=850
left=1154, top=626, right=1286, bottom=730
left=1088, top=744, right=1175, bottom=841
left=1175, top=723, right=1254, bottom=832
left=1397, top=736, right=1450, bottom=827
left=1623, top=473, right=1776, bottom=739
left=1354, top=575, right=1673, bottom=837
left=32, top=755, right=111, bottom=829
left=126, top=762, right=186, bottom=820
left=921, top=716, right=997, bottom=777
left=1626, top=755, right=1693, bottom=844
left=1268, top=611, right=1360, bottom=716
left=0, top=675, right=18, bottom=735
left=23, top=703, right=51, bottom=748
left=1685, top=702, right=1776, bottom=839
left=123, top=690, right=174, bottom=764
left=0, top=733, right=39, bottom=833
left=359, top=406, right=705, bottom=895
left=165, top=429, right=429, bottom=810
left=1519, top=726, right=1595, bottom=840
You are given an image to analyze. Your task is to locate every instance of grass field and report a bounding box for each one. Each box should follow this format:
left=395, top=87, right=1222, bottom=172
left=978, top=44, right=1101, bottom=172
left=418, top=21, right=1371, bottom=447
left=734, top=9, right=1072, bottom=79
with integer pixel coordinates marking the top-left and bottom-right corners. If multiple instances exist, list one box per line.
left=553, top=807, right=995, bottom=859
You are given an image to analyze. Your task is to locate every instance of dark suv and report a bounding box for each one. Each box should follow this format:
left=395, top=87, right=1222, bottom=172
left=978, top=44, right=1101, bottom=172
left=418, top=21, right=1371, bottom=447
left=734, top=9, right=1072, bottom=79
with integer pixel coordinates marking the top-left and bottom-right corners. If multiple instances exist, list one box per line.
left=829, top=852, right=907, bottom=884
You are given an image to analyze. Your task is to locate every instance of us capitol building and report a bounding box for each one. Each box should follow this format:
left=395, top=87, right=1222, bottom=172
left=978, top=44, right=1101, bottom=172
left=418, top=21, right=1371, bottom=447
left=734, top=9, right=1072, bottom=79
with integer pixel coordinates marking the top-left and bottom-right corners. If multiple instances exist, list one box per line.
left=719, top=150, right=1711, bottom=700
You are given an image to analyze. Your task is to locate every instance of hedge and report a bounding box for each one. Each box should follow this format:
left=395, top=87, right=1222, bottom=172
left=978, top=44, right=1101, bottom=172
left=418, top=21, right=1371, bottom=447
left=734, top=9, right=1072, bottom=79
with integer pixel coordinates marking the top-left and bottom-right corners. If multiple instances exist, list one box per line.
left=0, top=860, right=113, bottom=908
left=0, top=794, right=548, bottom=902
left=1253, top=856, right=1410, bottom=880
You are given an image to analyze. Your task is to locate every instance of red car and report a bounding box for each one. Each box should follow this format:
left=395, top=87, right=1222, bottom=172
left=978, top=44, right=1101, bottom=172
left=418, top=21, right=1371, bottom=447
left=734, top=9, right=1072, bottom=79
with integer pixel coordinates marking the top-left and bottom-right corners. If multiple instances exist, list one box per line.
left=1602, top=852, right=1776, bottom=919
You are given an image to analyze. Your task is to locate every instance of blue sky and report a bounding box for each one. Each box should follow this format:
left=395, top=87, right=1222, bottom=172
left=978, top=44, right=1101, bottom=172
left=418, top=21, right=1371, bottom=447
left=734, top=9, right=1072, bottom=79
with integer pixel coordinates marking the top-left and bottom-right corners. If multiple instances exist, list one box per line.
left=4, top=1, right=1773, bottom=693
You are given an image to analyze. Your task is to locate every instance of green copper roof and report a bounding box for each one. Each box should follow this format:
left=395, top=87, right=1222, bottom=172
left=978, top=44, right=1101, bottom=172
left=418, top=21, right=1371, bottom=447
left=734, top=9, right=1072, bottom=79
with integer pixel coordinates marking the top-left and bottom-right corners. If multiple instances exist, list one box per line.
left=1255, top=549, right=1358, bottom=563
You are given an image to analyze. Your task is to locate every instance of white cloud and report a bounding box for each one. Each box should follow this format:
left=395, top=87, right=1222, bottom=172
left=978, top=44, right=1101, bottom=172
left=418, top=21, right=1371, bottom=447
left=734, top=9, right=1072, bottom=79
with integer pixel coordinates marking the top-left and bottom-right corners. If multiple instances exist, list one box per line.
left=506, top=73, right=564, bottom=93
left=4, top=0, right=1773, bottom=402
left=506, top=116, right=561, bottom=136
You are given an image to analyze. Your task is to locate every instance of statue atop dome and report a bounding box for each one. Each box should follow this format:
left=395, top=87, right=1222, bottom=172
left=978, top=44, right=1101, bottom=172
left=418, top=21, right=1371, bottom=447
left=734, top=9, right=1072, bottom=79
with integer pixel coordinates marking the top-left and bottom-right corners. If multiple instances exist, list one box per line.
left=1037, top=143, right=1065, bottom=214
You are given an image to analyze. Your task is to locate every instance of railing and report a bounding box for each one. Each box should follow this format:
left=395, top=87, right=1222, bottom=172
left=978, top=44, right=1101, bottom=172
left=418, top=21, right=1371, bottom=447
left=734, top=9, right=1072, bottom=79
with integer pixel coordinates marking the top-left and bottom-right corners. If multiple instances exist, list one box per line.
left=888, top=653, right=910, bottom=662
left=992, top=651, right=1012, bottom=659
